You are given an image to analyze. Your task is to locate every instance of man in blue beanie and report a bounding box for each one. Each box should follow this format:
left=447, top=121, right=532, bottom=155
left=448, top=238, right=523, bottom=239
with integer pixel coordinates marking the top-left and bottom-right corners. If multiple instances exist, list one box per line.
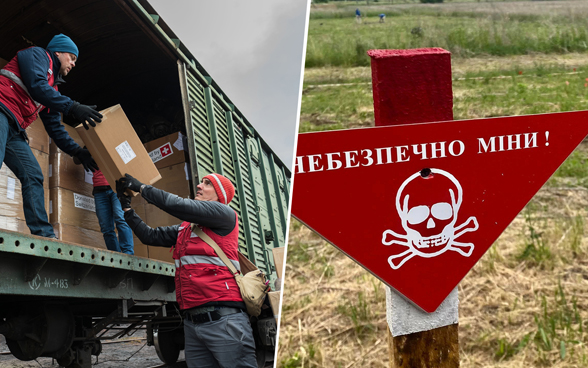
left=0, top=33, right=102, bottom=238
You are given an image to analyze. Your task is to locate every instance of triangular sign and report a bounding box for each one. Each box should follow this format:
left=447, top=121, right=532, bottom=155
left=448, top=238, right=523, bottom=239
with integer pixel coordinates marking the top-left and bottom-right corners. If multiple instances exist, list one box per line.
left=292, top=111, right=588, bottom=313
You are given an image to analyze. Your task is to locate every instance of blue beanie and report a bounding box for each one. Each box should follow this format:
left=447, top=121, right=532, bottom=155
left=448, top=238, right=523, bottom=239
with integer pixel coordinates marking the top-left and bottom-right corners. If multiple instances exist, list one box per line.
left=47, top=34, right=79, bottom=58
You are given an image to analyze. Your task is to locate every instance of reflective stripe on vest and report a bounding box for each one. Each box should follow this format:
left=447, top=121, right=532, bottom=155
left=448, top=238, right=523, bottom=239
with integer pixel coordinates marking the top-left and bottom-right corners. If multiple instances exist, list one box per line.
left=0, top=69, right=41, bottom=108
left=176, top=255, right=240, bottom=271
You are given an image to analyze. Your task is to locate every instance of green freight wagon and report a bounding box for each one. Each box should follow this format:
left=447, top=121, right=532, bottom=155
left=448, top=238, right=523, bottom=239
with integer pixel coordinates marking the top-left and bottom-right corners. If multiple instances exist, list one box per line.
left=0, top=1, right=291, bottom=367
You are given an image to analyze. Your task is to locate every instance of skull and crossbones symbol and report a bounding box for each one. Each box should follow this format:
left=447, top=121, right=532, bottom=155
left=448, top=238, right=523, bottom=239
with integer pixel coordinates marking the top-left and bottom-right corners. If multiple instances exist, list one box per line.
left=382, top=168, right=479, bottom=270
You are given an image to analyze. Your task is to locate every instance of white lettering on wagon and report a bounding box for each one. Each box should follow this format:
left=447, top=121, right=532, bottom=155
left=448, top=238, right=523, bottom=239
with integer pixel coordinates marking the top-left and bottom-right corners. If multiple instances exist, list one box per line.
left=118, top=278, right=134, bottom=289
left=28, top=275, right=69, bottom=290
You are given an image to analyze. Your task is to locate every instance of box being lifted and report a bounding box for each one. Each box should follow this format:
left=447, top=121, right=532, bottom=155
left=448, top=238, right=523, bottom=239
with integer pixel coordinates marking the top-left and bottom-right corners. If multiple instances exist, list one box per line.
left=76, top=105, right=161, bottom=193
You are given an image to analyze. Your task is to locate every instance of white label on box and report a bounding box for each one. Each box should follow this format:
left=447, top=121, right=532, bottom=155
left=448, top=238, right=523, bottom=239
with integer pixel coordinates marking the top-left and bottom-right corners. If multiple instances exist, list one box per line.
left=49, top=164, right=53, bottom=178
left=7, top=177, right=15, bottom=200
left=84, top=170, right=94, bottom=185
left=73, top=193, right=96, bottom=212
left=115, top=141, right=136, bottom=164
left=184, top=163, right=189, bottom=181
left=149, top=142, right=173, bottom=163
left=50, top=200, right=53, bottom=214
left=174, top=132, right=184, bottom=151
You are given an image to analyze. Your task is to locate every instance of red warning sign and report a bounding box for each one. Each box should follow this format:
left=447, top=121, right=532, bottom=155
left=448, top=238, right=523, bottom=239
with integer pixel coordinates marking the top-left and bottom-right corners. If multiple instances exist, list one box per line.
left=292, top=111, right=588, bottom=313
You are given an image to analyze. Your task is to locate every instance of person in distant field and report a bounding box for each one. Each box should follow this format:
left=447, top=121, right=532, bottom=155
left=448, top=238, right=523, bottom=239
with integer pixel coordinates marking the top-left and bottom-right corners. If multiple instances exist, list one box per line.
left=91, top=169, right=134, bottom=254
left=116, top=173, right=256, bottom=368
left=0, top=33, right=102, bottom=238
left=356, top=8, right=362, bottom=23
left=379, top=13, right=386, bottom=23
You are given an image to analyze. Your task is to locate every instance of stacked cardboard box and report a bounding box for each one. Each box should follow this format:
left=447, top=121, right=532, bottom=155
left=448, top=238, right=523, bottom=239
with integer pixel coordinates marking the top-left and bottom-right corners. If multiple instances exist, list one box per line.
left=134, top=131, right=190, bottom=263
left=0, top=118, right=50, bottom=234
left=48, top=123, right=105, bottom=249
left=268, top=248, right=284, bottom=324
left=74, top=105, right=162, bottom=255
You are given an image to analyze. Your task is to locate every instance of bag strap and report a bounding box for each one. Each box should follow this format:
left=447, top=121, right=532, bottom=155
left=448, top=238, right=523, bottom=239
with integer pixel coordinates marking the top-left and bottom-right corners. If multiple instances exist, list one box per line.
left=191, top=224, right=239, bottom=275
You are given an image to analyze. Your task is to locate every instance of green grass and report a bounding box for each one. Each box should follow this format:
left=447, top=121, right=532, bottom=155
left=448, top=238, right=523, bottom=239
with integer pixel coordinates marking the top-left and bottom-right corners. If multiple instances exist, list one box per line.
left=495, top=334, right=531, bottom=361
left=336, top=292, right=375, bottom=337
left=281, top=342, right=321, bottom=368
left=533, top=283, right=584, bottom=362
left=517, top=209, right=552, bottom=269
left=306, top=13, right=588, bottom=67
left=554, top=151, right=588, bottom=179
left=300, top=62, right=588, bottom=132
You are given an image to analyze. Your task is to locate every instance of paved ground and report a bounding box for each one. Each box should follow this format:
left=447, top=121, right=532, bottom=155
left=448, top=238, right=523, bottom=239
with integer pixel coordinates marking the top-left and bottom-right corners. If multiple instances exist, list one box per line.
left=0, top=332, right=186, bottom=368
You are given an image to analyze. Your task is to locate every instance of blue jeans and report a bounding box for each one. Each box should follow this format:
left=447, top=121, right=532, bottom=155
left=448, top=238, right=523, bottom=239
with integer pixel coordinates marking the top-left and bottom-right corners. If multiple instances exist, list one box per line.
left=94, top=189, right=134, bottom=254
left=0, top=111, right=55, bottom=237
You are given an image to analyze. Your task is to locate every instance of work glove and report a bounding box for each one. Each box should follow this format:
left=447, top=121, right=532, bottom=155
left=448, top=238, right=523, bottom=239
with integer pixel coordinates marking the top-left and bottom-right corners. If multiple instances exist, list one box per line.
left=69, top=101, right=103, bottom=130
left=116, top=179, right=132, bottom=210
left=121, top=173, right=144, bottom=193
left=72, top=147, right=98, bottom=172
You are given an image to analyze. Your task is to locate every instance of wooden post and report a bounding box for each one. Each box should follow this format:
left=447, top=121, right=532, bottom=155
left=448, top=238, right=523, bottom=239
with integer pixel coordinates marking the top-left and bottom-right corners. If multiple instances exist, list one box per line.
left=368, top=48, right=459, bottom=368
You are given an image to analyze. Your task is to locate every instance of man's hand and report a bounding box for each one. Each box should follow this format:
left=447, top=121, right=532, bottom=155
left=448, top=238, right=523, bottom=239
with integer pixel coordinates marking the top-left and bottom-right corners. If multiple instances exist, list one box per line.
left=116, top=179, right=132, bottom=210
left=69, top=101, right=103, bottom=130
left=122, top=174, right=144, bottom=192
left=72, top=147, right=98, bottom=172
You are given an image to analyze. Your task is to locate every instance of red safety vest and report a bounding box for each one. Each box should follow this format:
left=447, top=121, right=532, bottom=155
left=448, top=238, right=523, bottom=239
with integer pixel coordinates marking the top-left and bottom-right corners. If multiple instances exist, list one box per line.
left=173, top=218, right=243, bottom=310
left=0, top=48, right=56, bottom=129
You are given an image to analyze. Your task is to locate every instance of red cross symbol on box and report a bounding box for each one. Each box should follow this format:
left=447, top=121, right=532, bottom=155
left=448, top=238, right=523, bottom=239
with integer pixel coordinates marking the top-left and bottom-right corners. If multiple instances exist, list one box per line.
left=292, top=48, right=588, bottom=313
left=160, top=143, right=172, bottom=158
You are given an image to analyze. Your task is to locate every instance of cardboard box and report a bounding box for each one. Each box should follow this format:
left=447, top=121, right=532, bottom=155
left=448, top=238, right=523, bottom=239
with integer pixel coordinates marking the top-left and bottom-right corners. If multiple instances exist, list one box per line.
left=28, top=118, right=50, bottom=154
left=133, top=238, right=149, bottom=258
left=143, top=162, right=191, bottom=226
left=49, top=152, right=94, bottom=196
left=144, top=132, right=187, bottom=169
left=52, top=223, right=106, bottom=249
left=0, top=215, right=28, bottom=233
left=130, top=194, right=146, bottom=218
left=49, top=187, right=100, bottom=232
left=272, top=247, right=285, bottom=280
left=0, top=149, right=50, bottom=219
left=148, top=245, right=174, bottom=263
left=268, top=291, right=281, bottom=324
left=76, top=105, right=161, bottom=196
left=50, top=122, right=84, bottom=154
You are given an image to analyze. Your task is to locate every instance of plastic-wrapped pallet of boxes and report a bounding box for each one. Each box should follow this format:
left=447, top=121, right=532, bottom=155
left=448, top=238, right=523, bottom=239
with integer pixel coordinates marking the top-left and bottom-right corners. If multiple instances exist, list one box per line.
left=131, top=131, right=190, bottom=263
left=0, top=118, right=50, bottom=233
left=49, top=123, right=106, bottom=249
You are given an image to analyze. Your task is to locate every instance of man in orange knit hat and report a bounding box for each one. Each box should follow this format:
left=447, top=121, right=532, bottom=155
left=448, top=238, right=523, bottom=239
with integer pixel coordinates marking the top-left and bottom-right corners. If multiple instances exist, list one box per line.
left=117, top=173, right=256, bottom=368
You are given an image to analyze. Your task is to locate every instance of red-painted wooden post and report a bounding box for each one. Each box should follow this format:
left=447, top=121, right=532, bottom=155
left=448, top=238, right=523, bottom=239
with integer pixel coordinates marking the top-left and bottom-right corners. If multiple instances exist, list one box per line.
left=368, top=48, right=459, bottom=368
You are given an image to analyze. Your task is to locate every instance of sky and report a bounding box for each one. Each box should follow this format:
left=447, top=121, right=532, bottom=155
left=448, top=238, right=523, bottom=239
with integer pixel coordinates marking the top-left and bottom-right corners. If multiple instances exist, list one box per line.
left=148, top=0, right=309, bottom=170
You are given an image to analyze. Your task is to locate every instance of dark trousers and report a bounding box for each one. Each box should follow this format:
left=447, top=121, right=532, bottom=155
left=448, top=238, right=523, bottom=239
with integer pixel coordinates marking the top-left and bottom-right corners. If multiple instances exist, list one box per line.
left=184, top=311, right=257, bottom=368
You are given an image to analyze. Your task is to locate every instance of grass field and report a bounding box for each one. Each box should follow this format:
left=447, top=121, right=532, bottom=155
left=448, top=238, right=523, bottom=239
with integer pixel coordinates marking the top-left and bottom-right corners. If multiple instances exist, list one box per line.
left=279, top=1, right=588, bottom=367
left=307, top=1, right=588, bottom=67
